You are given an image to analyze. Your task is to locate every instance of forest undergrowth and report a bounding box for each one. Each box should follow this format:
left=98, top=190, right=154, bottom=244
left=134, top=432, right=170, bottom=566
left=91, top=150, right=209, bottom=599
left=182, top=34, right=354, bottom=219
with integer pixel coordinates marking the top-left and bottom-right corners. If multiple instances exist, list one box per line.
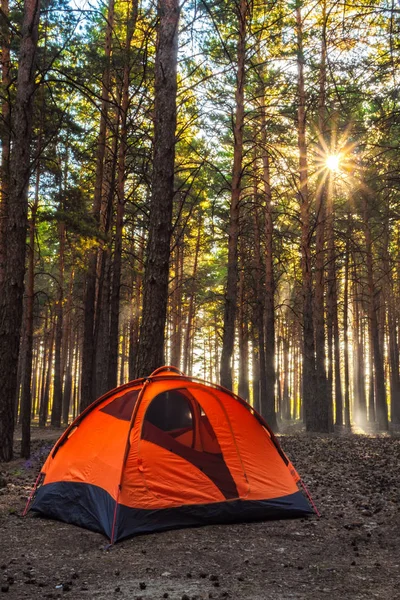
left=0, top=429, right=399, bottom=600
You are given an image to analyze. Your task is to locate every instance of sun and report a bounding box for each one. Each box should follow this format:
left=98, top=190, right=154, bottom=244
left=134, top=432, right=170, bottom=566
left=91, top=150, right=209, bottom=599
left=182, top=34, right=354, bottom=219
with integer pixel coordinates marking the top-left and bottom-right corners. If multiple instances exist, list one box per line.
left=326, top=154, right=341, bottom=172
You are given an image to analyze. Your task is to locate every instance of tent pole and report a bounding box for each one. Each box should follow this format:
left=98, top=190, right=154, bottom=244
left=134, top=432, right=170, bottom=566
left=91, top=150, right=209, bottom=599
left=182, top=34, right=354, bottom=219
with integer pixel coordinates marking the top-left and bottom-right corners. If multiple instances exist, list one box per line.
left=300, top=479, right=320, bottom=517
left=22, top=471, right=42, bottom=516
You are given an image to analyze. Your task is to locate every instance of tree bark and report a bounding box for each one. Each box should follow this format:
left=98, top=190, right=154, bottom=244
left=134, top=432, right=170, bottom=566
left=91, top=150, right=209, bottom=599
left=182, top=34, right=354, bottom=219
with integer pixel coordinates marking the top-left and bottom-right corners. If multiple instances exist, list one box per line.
left=260, top=104, right=277, bottom=429
left=135, top=0, right=180, bottom=378
left=183, top=217, right=201, bottom=374
left=108, top=0, right=138, bottom=389
left=20, top=162, right=40, bottom=457
left=81, top=0, right=115, bottom=410
left=295, top=2, right=321, bottom=431
left=326, top=176, right=341, bottom=429
left=220, top=0, right=248, bottom=390
left=237, top=258, right=249, bottom=400
left=343, top=232, right=351, bottom=429
left=314, top=0, right=328, bottom=424
left=363, top=194, right=388, bottom=430
left=0, top=0, right=11, bottom=288
left=51, top=162, right=65, bottom=427
left=0, top=0, right=41, bottom=461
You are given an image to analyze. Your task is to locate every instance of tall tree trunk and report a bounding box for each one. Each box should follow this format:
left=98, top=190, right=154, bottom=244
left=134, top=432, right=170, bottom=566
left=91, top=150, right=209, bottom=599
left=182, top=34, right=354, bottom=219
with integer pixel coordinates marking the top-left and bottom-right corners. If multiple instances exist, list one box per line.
left=170, top=238, right=183, bottom=368
left=128, top=232, right=144, bottom=379
left=108, top=0, right=138, bottom=389
left=282, top=320, right=291, bottom=421
left=20, top=162, right=40, bottom=457
left=251, top=339, right=260, bottom=413
left=295, top=2, right=322, bottom=431
left=237, top=259, right=249, bottom=400
left=39, top=317, right=54, bottom=427
left=352, top=259, right=367, bottom=425
left=0, top=0, right=41, bottom=461
left=343, top=232, right=351, bottom=429
left=363, top=195, right=388, bottom=430
left=326, top=176, right=342, bottom=428
left=135, top=0, right=180, bottom=378
left=220, top=0, right=248, bottom=390
left=51, top=163, right=65, bottom=427
left=251, top=181, right=268, bottom=420
left=183, top=218, right=201, bottom=374
left=314, top=0, right=328, bottom=423
left=0, top=0, right=11, bottom=288
left=260, top=106, right=277, bottom=429
left=81, top=0, right=115, bottom=410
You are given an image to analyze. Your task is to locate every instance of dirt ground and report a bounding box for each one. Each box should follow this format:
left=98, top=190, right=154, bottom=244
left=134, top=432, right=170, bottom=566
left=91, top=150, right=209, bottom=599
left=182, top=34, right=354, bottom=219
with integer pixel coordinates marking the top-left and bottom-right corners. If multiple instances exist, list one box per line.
left=0, top=429, right=399, bottom=600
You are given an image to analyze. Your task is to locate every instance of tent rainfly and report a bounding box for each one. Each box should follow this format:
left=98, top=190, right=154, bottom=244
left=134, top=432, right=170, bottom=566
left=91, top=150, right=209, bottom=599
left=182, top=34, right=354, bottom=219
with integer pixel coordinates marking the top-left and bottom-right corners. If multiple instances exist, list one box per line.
left=25, top=367, right=316, bottom=542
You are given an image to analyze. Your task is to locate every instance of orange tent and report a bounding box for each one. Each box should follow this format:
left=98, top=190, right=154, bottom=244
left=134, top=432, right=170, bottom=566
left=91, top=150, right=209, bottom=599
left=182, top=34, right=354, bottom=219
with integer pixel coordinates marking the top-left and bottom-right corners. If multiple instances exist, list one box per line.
left=26, top=367, right=314, bottom=542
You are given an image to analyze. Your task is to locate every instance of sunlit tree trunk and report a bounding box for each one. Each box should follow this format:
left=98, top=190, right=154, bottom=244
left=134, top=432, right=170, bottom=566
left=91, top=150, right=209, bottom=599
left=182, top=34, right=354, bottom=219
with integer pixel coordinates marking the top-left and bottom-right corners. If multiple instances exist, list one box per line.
left=135, top=0, right=180, bottom=378
left=39, top=316, right=54, bottom=427
left=0, top=0, right=41, bottom=461
left=251, top=180, right=268, bottom=419
left=20, top=163, right=40, bottom=457
left=296, top=2, right=324, bottom=431
left=238, top=258, right=249, bottom=400
left=128, top=233, right=144, bottom=380
left=314, top=0, right=328, bottom=424
left=260, top=100, right=277, bottom=430
left=326, top=176, right=342, bottom=428
left=352, top=258, right=367, bottom=425
left=363, top=194, right=388, bottom=430
left=52, top=162, right=65, bottom=427
left=170, top=238, right=183, bottom=369
left=220, top=0, right=248, bottom=390
left=390, top=227, right=400, bottom=424
left=183, top=218, right=201, bottom=374
left=343, top=231, right=351, bottom=429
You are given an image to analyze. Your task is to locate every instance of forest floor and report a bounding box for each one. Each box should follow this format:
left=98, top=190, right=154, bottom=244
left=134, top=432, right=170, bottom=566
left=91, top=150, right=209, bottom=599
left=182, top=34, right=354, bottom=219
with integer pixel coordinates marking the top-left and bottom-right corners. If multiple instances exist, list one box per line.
left=0, top=428, right=399, bottom=600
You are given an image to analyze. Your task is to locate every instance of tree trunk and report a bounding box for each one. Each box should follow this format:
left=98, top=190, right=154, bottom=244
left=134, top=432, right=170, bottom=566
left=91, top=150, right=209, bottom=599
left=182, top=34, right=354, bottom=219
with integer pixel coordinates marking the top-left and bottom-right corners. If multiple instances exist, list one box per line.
left=220, top=0, right=248, bottom=390
left=128, top=233, right=144, bottom=379
left=363, top=195, right=388, bottom=430
left=295, top=2, right=322, bottom=431
left=314, top=0, right=328, bottom=424
left=260, top=105, right=277, bottom=429
left=251, top=183, right=268, bottom=421
left=326, top=176, right=341, bottom=428
left=39, top=318, right=54, bottom=427
left=352, top=259, right=367, bottom=425
left=135, top=0, right=180, bottom=378
left=0, top=0, right=11, bottom=288
left=51, top=165, right=65, bottom=427
left=0, top=0, right=41, bottom=461
left=170, top=238, right=183, bottom=369
left=108, top=0, right=138, bottom=389
left=237, top=261, right=249, bottom=400
left=343, top=232, right=351, bottom=429
left=81, top=0, right=115, bottom=410
left=183, top=218, right=201, bottom=374
left=20, top=163, right=40, bottom=457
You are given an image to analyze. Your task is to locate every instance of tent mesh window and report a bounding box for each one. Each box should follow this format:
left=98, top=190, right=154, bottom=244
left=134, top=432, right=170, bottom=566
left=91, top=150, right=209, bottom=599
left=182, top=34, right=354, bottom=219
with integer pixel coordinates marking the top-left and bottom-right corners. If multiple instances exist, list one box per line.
left=141, top=388, right=239, bottom=499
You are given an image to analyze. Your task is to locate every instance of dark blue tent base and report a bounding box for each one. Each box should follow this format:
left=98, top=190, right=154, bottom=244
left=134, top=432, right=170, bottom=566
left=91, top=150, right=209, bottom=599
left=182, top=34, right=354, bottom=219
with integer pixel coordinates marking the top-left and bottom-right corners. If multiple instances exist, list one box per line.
left=31, top=481, right=313, bottom=542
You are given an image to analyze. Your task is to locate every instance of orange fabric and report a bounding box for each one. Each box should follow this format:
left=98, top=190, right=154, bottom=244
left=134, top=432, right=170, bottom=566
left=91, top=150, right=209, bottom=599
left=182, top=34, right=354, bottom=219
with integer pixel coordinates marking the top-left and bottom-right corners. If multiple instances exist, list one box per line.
left=40, top=374, right=300, bottom=510
left=41, top=386, right=140, bottom=499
